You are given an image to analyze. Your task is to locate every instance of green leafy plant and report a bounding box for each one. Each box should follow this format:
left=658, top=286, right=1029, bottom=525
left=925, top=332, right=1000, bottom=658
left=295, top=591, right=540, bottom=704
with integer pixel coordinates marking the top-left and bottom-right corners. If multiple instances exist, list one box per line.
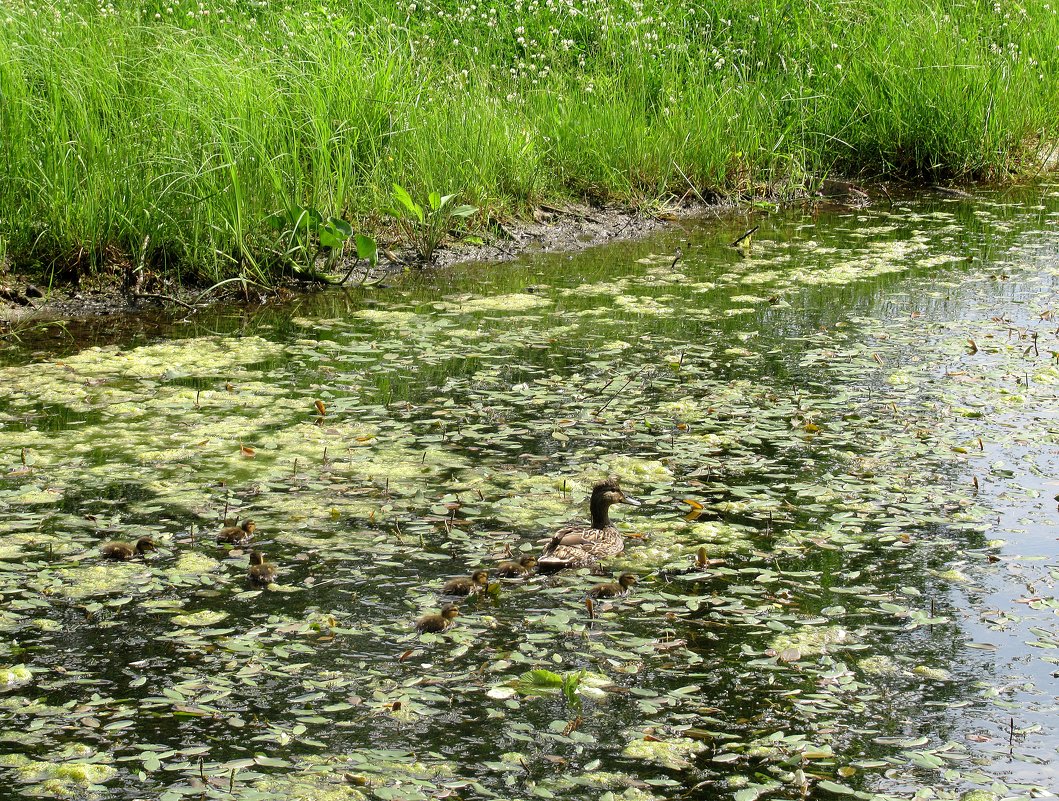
left=513, top=669, right=585, bottom=712
left=267, top=205, right=353, bottom=276
left=387, top=184, right=477, bottom=264
left=339, top=233, right=383, bottom=286
left=561, top=670, right=585, bottom=712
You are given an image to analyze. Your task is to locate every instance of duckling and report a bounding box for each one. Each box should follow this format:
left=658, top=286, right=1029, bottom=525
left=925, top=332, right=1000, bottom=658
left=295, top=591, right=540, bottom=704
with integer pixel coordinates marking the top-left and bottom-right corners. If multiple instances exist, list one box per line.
left=217, top=519, right=255, bottom=545
left=538, top=476, right=641, bottom=572
left=442, top=569, right=489, bottom=596
left=496, top=555, right=537, bottom=578
left=248, top=551, right=276, bottom=585
left=587, top=572, right=638, bottom=599
left=100, top=537, right=156, bottom=561
left=416, top=604, right=459, bottom=633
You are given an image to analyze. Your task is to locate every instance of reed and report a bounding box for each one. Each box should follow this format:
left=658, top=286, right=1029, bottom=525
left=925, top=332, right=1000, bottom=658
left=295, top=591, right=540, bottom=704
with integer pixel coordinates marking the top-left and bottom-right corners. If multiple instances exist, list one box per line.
left=0, top=0, right=1055, bottom=283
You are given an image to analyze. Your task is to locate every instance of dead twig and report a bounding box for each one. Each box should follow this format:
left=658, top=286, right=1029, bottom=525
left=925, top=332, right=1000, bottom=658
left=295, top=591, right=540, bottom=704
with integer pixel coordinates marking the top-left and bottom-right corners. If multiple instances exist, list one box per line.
left=131, top=292, right=198, bottom=311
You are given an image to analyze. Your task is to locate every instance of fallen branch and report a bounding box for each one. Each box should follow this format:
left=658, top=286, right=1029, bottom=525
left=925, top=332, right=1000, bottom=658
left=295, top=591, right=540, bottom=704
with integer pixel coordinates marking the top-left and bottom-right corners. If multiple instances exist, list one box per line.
left=131, top=292, right=198, bottom=310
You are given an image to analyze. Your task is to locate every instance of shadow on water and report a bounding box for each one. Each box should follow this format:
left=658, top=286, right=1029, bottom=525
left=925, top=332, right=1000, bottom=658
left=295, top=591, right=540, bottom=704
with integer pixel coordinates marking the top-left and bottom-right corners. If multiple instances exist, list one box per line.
left=0, top=185, right=1057, bottom=799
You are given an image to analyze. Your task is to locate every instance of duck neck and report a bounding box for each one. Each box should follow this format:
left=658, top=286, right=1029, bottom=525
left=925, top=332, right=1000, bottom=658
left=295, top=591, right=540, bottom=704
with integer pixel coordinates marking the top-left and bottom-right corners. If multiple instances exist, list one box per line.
left=590, top=495, right=612, bottom=529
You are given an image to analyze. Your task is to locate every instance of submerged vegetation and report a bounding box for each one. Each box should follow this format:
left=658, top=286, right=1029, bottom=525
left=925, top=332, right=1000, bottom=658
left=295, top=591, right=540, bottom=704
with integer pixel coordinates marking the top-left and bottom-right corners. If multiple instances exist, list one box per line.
left=0, top=0, right=1057, bottom=282
left=0, top=189, right=1057, bottom=798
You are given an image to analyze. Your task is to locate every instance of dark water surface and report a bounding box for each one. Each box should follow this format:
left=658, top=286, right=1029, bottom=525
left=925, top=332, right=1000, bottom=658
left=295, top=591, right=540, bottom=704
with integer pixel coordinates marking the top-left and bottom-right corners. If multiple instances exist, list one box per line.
left=0, top=188, right=1057, bottom=801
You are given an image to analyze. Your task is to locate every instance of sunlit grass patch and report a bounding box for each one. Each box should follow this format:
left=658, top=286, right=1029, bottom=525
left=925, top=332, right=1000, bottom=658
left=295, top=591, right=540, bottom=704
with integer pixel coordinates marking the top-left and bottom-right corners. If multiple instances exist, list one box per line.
left=0, top=0, right=1056, bottom=280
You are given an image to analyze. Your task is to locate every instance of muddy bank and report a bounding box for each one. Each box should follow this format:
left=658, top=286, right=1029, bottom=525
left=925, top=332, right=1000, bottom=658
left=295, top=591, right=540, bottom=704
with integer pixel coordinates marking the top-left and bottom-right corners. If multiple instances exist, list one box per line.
left=0, top=203, right=696, bottom=323
left=0, top=183, right=878, bottom=324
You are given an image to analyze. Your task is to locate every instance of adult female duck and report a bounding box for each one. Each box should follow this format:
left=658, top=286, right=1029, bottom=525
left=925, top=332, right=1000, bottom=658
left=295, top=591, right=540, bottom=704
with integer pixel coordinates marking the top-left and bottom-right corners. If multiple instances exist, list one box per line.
left=537, top=476, right=641, bottom=572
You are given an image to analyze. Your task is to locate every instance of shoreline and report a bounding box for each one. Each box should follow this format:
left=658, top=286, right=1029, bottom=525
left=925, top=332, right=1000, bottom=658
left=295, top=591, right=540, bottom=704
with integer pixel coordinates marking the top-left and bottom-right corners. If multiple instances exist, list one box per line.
left=0, top=198, right=721, bottom=324
left=0, top=175, right=1039, bottom=325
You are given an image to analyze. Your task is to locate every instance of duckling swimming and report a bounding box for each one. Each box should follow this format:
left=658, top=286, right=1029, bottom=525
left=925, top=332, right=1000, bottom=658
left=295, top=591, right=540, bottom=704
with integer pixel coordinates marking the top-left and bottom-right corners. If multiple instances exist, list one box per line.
left=538, top=476, right=641, bottom=572
left=416, top=604, right=459, bottom=633
left=218, top=519, right=256, bottom=545
left=587, top=572, right=637, bottom=599
left=100, top=537, right=156, bottom=561
left=248, top=551, right=276, bottom=585
left=442, top=569, right=489, bottom=596
left=496, top=555, right=537, bottom=578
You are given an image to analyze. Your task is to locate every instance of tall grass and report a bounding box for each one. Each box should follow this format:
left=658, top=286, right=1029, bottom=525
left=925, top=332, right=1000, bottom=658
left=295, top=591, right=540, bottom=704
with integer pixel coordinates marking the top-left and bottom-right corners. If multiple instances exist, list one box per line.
left=0, top=0, right=1056, bottom=283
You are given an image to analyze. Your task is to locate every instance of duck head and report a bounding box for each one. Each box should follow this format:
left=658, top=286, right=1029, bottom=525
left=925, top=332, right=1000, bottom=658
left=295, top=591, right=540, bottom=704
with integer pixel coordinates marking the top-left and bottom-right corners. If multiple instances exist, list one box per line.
left=617, top=572, right=638, bottom=589
left=590, top=476, right=641, bottom=527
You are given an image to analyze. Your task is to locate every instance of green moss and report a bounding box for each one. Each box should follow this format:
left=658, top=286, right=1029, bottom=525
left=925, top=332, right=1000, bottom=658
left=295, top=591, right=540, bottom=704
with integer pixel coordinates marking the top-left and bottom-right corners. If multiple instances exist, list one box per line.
left=912, top=665, right=952, bottom=681
left=355, top=309, right=421, bottom=326
left=15, top=760, right=116, bottom=787
left=446, top=293, right=551, bottom=312
left=622, top=737, right=705, bottom=770
left=171, top=610, right=228, bottom=627
left=616, top=519, right=749, bottom=569
left=0, top=544, right=24, bottom=559
left=615, top=295, right=671, bottom=316
left=251, top=775, right=367, bottom=801
left=168, top=552, right=222, bottom=577
left=0, top=665, right=32, bottom=686
left=656, top=398, right=701, bottom=417
left=770, top=626, right=851, bottom=656
left=960, top=792, right=999, bottom=801
left=858, top=655, right=902, bottom=677
left=52, top=563, right=148, bottom=599
left=599, top=456, right=673, bottom=484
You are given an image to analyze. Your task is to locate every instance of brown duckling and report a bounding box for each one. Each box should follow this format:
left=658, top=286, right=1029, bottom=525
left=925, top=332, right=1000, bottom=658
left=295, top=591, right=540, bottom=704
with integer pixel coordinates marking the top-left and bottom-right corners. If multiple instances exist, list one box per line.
left=218, top=519, right=256, bottom=545
left=587, top=572, right=638, bottom=599
left=442, top=569, right=489, bottom=596
left=416, top=604, right=459, bottom=633
left=100, top=537, right=156, bottom=561
left=248, top=551, right=277, bottom=585
left=496, top=555, right=537, bottom=578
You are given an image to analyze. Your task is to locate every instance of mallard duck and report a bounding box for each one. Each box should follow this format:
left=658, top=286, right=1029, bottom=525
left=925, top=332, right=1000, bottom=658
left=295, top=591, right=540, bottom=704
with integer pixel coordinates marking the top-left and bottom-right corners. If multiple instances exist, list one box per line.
left=218, top=519, right=255, bottom=545
left=248, top=551, right=276, bottom=585
left=100, top=537, right=156, bottom=561
left=416, top=604, right=459, bottom=633
left=537, top=476, right=641, bottom=572
left=442, top=569, right=489, bottom=596
left=496, top=555, right=537, bottom=578
left=587, top=572, right=637, bottom=598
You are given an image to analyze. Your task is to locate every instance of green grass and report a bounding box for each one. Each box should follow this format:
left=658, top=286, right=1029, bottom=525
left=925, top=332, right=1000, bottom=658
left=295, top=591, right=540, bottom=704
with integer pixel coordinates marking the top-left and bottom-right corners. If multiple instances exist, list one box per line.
left=0, top=0, right=1056, bottom=284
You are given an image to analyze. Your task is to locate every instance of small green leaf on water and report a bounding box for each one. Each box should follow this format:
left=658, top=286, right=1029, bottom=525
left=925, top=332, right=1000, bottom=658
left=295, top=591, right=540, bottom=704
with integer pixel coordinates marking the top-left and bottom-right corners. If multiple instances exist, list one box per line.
left=817, top=779, right=856, bottom=794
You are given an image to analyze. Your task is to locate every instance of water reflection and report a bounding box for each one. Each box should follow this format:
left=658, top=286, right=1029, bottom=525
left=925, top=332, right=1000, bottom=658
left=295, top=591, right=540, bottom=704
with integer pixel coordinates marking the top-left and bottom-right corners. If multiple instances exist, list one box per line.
left=0, top=186, right=1057, bottom=799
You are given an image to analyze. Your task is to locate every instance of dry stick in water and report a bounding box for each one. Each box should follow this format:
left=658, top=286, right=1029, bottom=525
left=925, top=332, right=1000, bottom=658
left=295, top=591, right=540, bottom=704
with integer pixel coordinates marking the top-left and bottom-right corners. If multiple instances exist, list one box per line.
left=730, top=226, right=759, bottom=248
left=594, top=365, right=648, bottom=415
left=131, top=292, right=197, bottom=310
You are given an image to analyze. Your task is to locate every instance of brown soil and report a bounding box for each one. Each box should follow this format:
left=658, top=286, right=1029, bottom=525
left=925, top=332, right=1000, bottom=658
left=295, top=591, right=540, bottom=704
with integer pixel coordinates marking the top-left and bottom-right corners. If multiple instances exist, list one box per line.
left=0, top=201, right=711, bottom=326
left=0, top=188, right=877, bottom=325
left=431, top=200, right=709, bottom=269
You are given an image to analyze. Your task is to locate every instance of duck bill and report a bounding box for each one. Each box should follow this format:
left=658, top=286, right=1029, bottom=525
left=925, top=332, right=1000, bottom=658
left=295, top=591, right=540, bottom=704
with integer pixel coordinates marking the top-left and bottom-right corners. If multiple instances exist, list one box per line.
left=620, top=494, right=642, bottom=507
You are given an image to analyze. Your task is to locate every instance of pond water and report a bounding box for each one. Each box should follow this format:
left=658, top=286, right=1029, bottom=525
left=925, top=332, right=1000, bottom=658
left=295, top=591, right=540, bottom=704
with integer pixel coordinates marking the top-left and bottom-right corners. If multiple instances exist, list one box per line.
left=0, top=187, right=1057, bottom=801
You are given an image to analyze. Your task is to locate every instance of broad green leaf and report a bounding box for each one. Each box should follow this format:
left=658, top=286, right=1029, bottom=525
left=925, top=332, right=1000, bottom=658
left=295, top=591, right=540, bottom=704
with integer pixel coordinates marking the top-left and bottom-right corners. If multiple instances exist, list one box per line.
left=355, top=234, right=378, bottom=265
left=392, top=184, right=423, bottom=223
left=450, top=204, right=477, bottom=218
